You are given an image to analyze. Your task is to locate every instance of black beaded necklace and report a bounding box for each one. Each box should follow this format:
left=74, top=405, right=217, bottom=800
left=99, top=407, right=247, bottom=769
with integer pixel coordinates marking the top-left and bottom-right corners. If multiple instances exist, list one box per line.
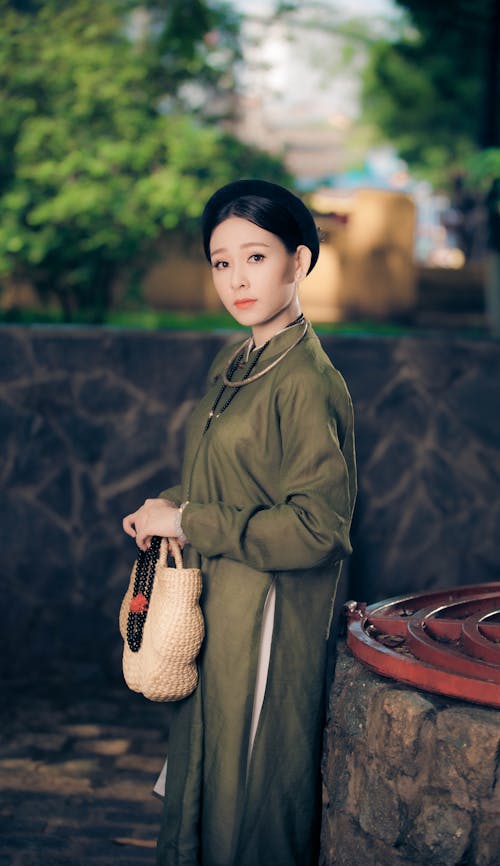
left=203, top=341, right=267, bottom=434
left=203, top=313, right=305, bottom=435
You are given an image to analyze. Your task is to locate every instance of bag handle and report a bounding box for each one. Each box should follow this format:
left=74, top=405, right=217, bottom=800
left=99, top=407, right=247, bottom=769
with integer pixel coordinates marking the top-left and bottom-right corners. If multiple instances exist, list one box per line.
left=160, top=537, right=184, bottom=569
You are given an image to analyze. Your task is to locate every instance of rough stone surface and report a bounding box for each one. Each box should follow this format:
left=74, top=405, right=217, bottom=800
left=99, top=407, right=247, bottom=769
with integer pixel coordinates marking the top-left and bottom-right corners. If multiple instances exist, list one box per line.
left=321, top=643, right=500, bottom=866
left=1, top=326, right=499, bottom=681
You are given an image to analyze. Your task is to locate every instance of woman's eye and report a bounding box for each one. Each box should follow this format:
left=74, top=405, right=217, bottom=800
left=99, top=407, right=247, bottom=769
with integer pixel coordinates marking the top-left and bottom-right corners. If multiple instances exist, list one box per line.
left=212, top=260, right=229, bottom=270
left=249, top=254, right=265, bottom=262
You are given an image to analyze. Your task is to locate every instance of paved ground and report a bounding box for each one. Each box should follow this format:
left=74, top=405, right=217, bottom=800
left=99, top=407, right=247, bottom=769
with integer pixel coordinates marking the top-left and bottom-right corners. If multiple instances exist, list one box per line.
left=0, top=666, right=172, bottom=865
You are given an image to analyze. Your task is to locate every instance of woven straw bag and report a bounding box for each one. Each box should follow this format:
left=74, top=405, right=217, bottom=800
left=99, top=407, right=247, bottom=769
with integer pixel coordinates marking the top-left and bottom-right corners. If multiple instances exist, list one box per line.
left=119, top=536, right=204, bottom=702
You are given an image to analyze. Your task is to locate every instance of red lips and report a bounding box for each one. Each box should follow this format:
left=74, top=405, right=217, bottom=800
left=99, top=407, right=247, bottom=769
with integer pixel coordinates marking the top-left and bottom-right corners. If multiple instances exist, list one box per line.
left=234, top=299, right=257, bottom=309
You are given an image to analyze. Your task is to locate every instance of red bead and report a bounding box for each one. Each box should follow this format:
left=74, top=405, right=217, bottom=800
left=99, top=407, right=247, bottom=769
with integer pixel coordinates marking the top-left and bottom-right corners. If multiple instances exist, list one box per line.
left=130, top=593, right=148, bottom=614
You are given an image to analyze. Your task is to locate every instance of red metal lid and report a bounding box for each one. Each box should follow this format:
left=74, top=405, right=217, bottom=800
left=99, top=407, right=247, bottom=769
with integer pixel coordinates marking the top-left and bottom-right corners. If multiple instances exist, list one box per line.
left=346, top=583, right=500, bottom=708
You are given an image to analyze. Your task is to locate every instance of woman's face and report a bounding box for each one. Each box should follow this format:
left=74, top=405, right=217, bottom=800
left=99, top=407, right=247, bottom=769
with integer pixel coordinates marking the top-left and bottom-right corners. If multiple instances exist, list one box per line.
left=209, top=216, right=307, bottom=344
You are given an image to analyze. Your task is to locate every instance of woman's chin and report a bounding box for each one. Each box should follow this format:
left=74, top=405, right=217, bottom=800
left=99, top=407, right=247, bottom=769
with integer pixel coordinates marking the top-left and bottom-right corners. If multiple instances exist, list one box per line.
left=228, top=308, right=259, bottom=327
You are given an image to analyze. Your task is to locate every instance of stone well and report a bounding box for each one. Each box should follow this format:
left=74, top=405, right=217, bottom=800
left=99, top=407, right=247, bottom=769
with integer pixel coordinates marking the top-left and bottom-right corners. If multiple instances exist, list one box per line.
left=321, top=643, right=500, bottom=866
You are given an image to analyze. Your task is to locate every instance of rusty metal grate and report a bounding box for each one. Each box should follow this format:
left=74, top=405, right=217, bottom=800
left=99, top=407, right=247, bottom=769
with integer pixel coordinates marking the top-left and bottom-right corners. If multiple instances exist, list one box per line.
left=345, top=583, right=500, bottom=708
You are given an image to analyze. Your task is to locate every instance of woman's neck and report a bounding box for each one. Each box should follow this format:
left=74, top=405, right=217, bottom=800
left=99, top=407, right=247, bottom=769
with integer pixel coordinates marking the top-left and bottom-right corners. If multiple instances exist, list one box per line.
left=251, top=303, right=303, bottom=349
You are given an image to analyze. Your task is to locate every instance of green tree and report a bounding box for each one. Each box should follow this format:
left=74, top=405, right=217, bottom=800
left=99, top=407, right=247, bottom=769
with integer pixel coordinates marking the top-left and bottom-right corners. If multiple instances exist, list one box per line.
left=141, top=0, right=241, bottom=113
left=362, top=0, right=500, bottom=184
left=0, top=0, right=289, bottom=321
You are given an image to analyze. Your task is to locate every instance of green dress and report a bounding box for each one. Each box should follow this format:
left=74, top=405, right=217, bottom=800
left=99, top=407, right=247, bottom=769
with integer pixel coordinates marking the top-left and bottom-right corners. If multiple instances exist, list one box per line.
left=156, top=322, right=357, bottom=866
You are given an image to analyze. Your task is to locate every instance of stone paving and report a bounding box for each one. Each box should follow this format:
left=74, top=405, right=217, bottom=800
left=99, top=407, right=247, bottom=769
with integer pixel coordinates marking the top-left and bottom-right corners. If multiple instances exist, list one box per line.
left=0, top=666, right=171, bottom=865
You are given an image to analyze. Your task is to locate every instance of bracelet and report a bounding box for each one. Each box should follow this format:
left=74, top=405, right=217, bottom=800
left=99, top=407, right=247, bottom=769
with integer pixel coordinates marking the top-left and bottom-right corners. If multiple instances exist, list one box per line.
left=173, top=501, right=190, bottom=546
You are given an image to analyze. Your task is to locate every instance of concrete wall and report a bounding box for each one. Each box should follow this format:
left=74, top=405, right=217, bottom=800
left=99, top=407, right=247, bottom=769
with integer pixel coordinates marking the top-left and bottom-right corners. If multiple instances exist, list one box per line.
left=1, top=326, right=499, bottom=678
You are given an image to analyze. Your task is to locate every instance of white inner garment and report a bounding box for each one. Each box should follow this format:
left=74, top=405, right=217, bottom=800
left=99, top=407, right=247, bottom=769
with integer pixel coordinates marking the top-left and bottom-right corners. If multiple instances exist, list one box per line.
left=246, top=582, right=276, bottom=777
left=152, top=582, right=276, bottom=798
left=153, top=755, right=168, bottom=798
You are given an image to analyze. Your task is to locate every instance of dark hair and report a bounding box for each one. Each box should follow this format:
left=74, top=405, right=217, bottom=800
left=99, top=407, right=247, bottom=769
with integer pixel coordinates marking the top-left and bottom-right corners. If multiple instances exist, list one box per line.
left=201, top=179, right=320, bottom=273
left=210, top=195, right=304, bottom=256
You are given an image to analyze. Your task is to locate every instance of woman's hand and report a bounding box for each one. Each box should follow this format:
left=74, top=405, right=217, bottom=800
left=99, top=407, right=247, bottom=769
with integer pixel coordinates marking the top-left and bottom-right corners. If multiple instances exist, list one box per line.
left=122, top=499, right=181, bottom=551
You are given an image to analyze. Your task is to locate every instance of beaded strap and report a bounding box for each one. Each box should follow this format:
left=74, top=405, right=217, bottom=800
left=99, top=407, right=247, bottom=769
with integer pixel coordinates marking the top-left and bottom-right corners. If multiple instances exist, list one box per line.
left=126, top=535, right=162, bottom=652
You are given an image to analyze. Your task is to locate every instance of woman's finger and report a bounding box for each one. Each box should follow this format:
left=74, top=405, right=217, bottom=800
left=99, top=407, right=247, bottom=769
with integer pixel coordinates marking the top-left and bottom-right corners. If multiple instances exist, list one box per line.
left=122, top=514, right=137, bottom=537
left=136, top=533, right=151, bottom=552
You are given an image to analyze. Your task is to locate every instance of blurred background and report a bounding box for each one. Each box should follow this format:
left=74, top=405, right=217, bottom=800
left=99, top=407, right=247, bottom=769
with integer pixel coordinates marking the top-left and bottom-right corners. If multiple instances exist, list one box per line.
left=1, top=0, right=499, bottom=334
left=1, top=9, right=499, bottom=860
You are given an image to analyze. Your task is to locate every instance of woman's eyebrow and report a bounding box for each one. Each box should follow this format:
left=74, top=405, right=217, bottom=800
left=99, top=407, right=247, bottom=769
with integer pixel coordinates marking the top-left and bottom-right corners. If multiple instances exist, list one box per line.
left=210, top=242, right=271, bottom=256
left=241, top=242, right=271, bottom=249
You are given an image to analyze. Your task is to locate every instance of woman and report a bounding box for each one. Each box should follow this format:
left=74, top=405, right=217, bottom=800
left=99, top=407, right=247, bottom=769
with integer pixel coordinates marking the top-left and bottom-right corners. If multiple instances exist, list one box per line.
left=123, top=179, right=357, bottom=866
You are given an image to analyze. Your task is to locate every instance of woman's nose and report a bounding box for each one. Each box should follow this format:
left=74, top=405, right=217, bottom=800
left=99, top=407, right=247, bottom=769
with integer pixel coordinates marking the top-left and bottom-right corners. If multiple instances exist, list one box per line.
left=231, top=266, right=248, bottom=290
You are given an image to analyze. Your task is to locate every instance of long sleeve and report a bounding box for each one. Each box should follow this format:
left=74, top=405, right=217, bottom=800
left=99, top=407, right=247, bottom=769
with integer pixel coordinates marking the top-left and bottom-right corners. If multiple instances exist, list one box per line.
left=181, top=366, right=356, bottom=572
left=158, top=483, right=182, bottom=505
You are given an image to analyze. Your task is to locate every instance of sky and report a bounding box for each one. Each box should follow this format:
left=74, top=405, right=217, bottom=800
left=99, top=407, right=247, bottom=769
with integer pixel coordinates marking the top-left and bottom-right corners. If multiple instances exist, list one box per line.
left=232, top=0, right=403, bottom=124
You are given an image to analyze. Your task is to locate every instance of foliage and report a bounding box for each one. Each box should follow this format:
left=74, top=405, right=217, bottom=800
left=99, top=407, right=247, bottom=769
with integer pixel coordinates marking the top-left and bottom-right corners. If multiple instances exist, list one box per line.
left=467, top=148, right=500, bottom=189
left=0, top=0, right=289, bottom=321
left=361, top=0, right=499, bottom=185
left=139, top=0, right=242, bottom=116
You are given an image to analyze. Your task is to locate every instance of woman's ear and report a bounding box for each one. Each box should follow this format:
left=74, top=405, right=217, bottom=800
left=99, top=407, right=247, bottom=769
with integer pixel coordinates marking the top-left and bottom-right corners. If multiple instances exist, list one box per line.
left=294, top=245, right=312, bottom=282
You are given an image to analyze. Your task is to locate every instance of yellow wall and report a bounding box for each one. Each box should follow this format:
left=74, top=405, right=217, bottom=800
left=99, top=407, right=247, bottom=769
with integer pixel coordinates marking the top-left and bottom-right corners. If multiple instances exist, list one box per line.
left=303, top=189, right=417, bottom=321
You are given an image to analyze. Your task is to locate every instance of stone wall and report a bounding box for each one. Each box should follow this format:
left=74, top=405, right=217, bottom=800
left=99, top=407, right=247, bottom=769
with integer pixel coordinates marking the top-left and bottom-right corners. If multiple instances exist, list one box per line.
left=322, top=643, right=500, bottom=866
left=1, top=326, right=499, bottom=678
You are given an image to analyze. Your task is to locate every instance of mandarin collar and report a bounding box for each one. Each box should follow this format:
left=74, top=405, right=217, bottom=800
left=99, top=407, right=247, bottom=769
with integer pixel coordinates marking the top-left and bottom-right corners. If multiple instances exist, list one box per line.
left=243, top=318, right=310, bottom=366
